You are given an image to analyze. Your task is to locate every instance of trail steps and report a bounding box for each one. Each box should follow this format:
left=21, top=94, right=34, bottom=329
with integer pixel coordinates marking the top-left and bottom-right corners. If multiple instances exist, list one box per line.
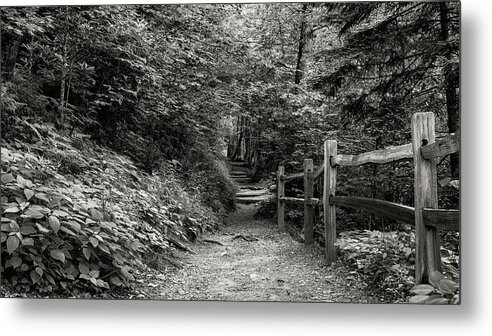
left=230, top=161, right=272, bottom=204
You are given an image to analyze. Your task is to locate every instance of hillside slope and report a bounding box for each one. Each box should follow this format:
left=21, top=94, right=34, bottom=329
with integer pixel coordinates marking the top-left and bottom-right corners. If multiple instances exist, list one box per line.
left=1, top=124, right=229, bottom=298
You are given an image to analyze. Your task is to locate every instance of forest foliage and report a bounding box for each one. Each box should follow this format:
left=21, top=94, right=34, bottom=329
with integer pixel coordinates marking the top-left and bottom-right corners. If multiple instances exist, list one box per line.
left=1, top=127, right=223, bottom=296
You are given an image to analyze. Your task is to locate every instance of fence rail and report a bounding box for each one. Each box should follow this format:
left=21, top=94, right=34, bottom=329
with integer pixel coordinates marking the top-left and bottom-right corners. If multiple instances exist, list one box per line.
left=330, top=196, right=415, bottom=225
left=277, top=112, right=460, bottom=285
left=279, top=196, right=321, bottom=206
left=280, top=172, right=304, bottom=182
left=331, top=143, right=414, bottom=167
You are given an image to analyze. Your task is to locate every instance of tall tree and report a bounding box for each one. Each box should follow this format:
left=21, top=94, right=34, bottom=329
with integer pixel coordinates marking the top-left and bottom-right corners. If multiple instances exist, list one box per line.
left=294, top=3, right=309, bottom=86
left=439, top=2, right=460, bottom=178
left=310, top=1, right=459, bottom=173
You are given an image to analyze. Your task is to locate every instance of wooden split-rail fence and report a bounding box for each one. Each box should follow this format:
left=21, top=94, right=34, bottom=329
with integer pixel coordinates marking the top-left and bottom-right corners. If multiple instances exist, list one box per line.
left=277, top=112, right=460, bottom=284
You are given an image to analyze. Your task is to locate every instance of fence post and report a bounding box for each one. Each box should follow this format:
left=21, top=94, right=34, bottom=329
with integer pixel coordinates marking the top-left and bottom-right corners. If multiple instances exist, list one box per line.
left=411, top=112, right=441, bottom=284
left=277, top=165, right=285, bottom=232
left=324, top=140, right=337, bottom=264
left=303, top=159, right=314, bottom=244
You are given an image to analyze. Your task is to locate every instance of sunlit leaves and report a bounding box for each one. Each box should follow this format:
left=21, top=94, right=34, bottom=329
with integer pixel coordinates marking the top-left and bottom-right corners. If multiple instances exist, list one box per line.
left=49, top=249, right=65, bottom=262
left=35, top=193, right=50, bottom=202
left=4, top=206, right=20, bottom=214
left=408, top=271, right=459, bottom=304
left=408, top=295, right=428, bottom=304
left=9, top=256, right=22, bottom=268
left=30, top=270, right=41, bottom=284
left=23, top=208, right=44, bottom=219
left=20, top=225, right=36, bottom=235
left=48, top=215, right=60, bottom=234
left=438, top=278, right=459, bottom=295
left=1, top=173, right=15, bottom=183
left=425, top=296, right=449, bottom=304
left=90, top=209, right=103, bottom=220
left=53, top=209, right=69, bottom=218
left=110, top=276, right=123, bottom=286
left=35, top=223, right=50, bottom=233
left=89, top=236, right=99, bottom=247
left=21, top=237, right=34, bottom=246
left=410, top=284, right=435, bottom=296
left=78, top=262, right=90, bottom=275
left=82, top=247, right=91, bottom=260
left=6, top=236, right=20, bottom=254
left=16, top=174, right=26, bottom=187
left=24, top=189, right=35, bottom=200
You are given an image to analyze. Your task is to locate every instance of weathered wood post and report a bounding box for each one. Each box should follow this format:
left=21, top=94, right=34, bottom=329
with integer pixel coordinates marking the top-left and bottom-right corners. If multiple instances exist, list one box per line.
left=303, top=159, right=314, bottom=244
left=277, top=165, right=285, bottom=232
left=323, top=140, right=337, bottom=264
left=412, top=112, right=441, bottom=284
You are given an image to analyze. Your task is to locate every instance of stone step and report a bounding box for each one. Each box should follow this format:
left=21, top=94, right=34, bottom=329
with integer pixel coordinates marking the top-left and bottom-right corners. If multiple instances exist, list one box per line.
left=230, top=161, right=250, bottom=167
left=233, top=177, right=252, bottom=184
left=239, top=186, right=263, bottom=191
left=231, top=172, right=249, bottom=177
left=231, top=167, right=251, bottom=174
left=236, top=189, right=268, bottom=197
left=236, top=195, right=272, bottom=204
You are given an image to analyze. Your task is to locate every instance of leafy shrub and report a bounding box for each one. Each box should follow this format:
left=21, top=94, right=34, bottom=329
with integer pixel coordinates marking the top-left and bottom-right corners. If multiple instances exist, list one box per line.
left=336, top=229, right=460, bottom=303
left=1, top=127, right=221, bottom=297
left=408, top=271, right=459, bottom=304
left=1, top=163, right=140, bottom=295
left=336, top=230, right=416, bottom=302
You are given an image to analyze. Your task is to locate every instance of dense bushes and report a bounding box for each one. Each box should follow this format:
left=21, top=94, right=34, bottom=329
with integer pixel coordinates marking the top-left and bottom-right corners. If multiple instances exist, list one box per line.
left=337, top=230, right=459, bottom=303
left=1, top=127, right=225, bottom=297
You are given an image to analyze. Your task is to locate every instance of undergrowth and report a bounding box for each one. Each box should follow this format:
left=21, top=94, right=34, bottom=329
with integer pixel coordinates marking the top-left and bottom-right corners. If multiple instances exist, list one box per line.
left=336, top=229, right=460, bottom=303
left=1, top=124, right=227, bottom=297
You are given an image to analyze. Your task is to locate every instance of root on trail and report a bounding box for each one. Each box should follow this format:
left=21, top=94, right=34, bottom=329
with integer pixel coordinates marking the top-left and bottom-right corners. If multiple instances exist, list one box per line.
left=202, top=239, right=224, bottom=246
left=231, top=234, right=259, bottom=242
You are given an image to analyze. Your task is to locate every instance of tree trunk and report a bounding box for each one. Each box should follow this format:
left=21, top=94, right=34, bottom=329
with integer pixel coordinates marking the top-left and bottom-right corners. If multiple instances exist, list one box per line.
left=232, top=116, right=244, bottom=161
left=59, top=7, right=71, bottom=112
left=65, top=59, right=75, bottom=105
left=294, top=3, right=308, bottom=86
left=6, top=37, right=21, bottom=80
left=59, top=31, right=68, bottom=108
left=439, top=2, right=459, bottom=179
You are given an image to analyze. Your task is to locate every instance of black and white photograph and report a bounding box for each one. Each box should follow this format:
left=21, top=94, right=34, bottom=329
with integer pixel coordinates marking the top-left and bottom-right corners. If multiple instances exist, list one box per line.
left=1, top=1, right=461, bottom=306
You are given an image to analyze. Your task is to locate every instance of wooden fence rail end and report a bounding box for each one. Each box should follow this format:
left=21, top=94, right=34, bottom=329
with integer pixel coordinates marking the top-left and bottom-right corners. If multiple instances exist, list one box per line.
left=420, top=130, right=460, bottom=160
left=422, top=209, right=460, bottom=231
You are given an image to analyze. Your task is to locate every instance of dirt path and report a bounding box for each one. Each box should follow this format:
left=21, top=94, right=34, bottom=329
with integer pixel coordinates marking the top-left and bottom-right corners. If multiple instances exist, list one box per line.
left=133, top=203, right=377, bottom=303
